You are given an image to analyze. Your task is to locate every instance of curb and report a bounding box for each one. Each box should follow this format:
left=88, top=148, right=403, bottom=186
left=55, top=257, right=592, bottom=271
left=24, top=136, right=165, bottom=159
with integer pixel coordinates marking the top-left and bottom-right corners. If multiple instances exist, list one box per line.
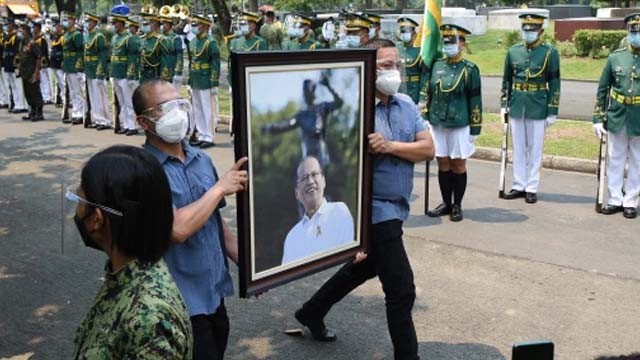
left=472, top=146, right=597, bottom=174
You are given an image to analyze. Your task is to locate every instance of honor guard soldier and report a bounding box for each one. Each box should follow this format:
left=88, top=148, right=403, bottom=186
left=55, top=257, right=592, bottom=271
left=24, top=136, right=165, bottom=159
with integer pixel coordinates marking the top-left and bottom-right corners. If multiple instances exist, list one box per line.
left=33, top=20, right=53, bottom=105
left=159, top=14, right=179, bottom=83
left=17, top=23, right=44, bottom=121
left=189, top=14, right=221, bottom=149
left=139, top=12, right=164, bottom=82
left=500, top=13, right=560, bottom=204
left=110, top=14, right=137, bottom=135
left=425, top=24, right=481, bottom=222
left=337, top=13, right=372, bottom=49
left=0, top=20, right=9, bottom=108
left=360, top=12, right=382, bottom=42
left=293, top=15, right=317, bottom=50
left=126, top=17, right=141, bottom=92
left=84, top=12, right=112, bottom=130
left=259, top=10, right=283, bottom=50
left=396, top=17, right=429, bottom=104
left=228, top=11, right=268, bottom=52
left=49, top=20, right=65, bottom=107
left=4, top=19, right=28, bottom=113
left=62, top=12, right=85, bottom=124
left=592, top=13, right=640, bottom=219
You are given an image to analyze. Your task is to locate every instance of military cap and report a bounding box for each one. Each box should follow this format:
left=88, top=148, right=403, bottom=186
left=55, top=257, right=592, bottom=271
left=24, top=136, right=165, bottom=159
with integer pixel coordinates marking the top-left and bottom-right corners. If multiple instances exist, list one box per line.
left=440, top=23, right=471, bottom=37
left=292, top=14, right=312, bottom=26
left=159, top=14, right=173, bottom=23
left=111, top=14, right=127, bottom=23
left=127, top=16, right=140, bottom=27
left=397, top=17, right=419, bottom=28
left=345, top=13, right=372, bottom=31
left=140, top=12, right=159, bottom=22
left=84, top=12, right=100, bottom=22
left=61, top=11, right=78, bottom=20
left=360, top=12, right=382, bottom=26
left=625, top=13, right=640, bottom=31
left=239, top=11, right=260, bottom=23
left=519, top=13, right=546, bottom=30
left=191, top=14, right=212, bottom=26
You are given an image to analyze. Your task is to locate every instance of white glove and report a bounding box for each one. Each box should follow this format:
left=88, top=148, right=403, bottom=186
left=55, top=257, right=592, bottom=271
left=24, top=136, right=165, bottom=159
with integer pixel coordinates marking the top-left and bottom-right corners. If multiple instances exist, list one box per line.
left=211, top=87, right=218, bottom=95
left=469, top=134, right=478, bottom=143
left=593, top=123, right=607, bottom=138
left=545, top=115, right=557, bottom=128
left=500, top=107, right=508, bottom=120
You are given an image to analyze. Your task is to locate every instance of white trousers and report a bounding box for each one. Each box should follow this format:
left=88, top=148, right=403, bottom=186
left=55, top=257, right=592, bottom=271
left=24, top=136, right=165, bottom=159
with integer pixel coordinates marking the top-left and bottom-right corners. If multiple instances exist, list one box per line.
left=192, top=88, right=218, bottom=142
left=39, top=68, right=52, bottom=102
left=66, top=73, right=85, bottom=119
left=112, top=78, right=135, bottom=130
left=510, top=117, right=546, bottom=193
left=53, top=69, right=64, bottom=100
left=127, top=80, right=139, bottom=96
left=5, top=71, right=27, bottom=110
left=607, top=126, right=640, bottom=208
left=87, top=78, right=112, bottom=126
left=0, top=69, right=8, bottom=105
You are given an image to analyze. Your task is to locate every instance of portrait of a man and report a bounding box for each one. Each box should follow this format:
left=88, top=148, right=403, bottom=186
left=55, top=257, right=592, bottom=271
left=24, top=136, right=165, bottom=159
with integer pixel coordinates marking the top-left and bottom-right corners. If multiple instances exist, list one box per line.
left=281, top=156, right=355, bottom=265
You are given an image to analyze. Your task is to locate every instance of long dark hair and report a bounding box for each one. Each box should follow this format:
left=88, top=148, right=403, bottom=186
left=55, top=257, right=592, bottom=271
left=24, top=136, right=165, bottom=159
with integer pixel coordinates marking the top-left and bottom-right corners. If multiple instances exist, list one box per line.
left=81, top=145, right=173, bottom=263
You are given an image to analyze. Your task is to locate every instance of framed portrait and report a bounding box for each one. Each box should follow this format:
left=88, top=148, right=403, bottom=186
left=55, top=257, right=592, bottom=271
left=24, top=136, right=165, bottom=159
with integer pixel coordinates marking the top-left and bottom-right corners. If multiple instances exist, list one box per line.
left=232, top=49, right=376, bottom=297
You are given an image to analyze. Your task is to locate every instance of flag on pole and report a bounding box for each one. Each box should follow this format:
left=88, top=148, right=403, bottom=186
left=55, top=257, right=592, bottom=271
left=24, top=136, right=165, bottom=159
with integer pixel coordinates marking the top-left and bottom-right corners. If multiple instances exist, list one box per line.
left=414, top=0, right=443, bottom=67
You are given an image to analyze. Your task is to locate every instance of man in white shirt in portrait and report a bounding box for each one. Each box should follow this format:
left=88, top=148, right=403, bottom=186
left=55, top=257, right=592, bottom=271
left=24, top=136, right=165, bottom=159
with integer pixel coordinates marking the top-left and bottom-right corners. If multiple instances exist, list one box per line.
left=281, top=156, right=355, bottom=265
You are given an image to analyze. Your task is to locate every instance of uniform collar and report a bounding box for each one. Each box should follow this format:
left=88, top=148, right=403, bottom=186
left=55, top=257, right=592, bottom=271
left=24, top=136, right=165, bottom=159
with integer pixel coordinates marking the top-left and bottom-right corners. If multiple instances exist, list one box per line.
left=298, top=31, right=311, bottom=44
left=302, top=198, right=328, bottom=223
left=628, top=44, right=640, bottom=55
left=446, top=53, right=463, bottom=64
left=525, top=37, right=542, bottom=49
left=143, top=139, right=201, bottom=166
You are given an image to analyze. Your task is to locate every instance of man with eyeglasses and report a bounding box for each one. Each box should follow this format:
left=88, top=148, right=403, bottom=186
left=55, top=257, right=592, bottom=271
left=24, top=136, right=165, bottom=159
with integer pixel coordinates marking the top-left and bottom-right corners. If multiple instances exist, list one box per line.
left=133, top=79, right=248, bottom=360
left=293, top=39, right=434, bottom=360
left=281, top=156, right=354, bottom=265
left=592, top=13, right=640, bottom=219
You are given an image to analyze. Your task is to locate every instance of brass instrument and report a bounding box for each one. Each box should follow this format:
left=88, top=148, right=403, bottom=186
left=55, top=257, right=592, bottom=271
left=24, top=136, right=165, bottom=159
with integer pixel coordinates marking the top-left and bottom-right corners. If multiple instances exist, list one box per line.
left=159, top=5, right=172, bottom=17
left=140, top=4, right=158, bottom=15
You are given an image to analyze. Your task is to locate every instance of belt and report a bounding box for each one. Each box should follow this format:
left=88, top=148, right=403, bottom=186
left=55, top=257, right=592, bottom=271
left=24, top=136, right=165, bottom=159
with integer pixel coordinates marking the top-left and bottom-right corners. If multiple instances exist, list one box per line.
left=111, top=55, right=128, bottom=62
left=64, top=51, right=76, bottom=56
left=402, top=75, right=421, bottom=82
left=84, top=56, right=98, bottom=61
left=513, top=82, right=547, bottom=91
left=611, top=90, right=640, bottom=105
left=191, top=63, right=210, bottom=70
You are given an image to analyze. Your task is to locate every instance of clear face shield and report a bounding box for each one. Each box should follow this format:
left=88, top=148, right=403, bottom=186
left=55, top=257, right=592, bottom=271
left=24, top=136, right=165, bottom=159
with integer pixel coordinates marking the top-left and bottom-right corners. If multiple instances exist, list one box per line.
left=442, top=30, right=463, bottom=58
left=628, top=23, right=640, bottom=48
left=283, top=14, right=296, bottom=37
left=397, top=25, right=414, bottom=44
left=521, top=23, right=541, bottom=44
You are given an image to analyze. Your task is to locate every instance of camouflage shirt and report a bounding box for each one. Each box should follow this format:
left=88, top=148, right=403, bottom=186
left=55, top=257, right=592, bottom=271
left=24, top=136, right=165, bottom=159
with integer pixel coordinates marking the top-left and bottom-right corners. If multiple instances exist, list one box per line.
left=73, top=259, right=193, bottom=359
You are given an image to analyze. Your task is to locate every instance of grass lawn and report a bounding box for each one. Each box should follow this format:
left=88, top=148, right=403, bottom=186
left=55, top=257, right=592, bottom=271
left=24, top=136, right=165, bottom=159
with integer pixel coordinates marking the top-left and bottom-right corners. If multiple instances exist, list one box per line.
left=477, top=113, right=599, bottom=160
left=466, top=29, right=606, bottom=81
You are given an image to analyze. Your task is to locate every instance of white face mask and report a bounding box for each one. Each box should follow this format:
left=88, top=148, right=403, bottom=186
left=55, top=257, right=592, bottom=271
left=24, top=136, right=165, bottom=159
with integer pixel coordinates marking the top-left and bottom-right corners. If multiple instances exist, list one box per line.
left=346, top=35, right=360, bottom=48
left=240, top=24, right=249, bottom=35
left=151, top=107, right=189, bottom=143
left=443, top=44, right=460, bottom=58
left=62, top=20, right=70, bottom=29
left=376, top=69, right=402, bottom=96
left=399, top=32, right=412, bottom=43
left=368, top=27, right=376, bottom=39
left=522, top=30, right=539, bottom=44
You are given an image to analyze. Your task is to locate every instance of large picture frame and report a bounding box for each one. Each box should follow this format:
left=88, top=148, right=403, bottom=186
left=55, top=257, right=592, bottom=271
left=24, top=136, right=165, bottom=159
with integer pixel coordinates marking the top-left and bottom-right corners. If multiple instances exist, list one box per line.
left=232, top=49, right=376, bottom=297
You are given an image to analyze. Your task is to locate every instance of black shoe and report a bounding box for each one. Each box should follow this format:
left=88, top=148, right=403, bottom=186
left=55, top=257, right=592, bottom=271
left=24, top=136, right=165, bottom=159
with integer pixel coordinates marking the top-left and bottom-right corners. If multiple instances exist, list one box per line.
left=294, top=309, right=337, bottom=342
left=503, top=189, right=526, bottom=200
left=44, top=100, right=54, bottom=105
left=22, top=113, right=33, bottom=121
left=601, top=205, right=623, bottom=215
left=427, top=203, right=452, bottom=217
left=199, top=141, right=215, bottom=149
left=96, top=125, right=112, bottom=131
left=71, top=118, right=83, bottom=125
left=623, top=207, right=637, bottom=219
left=116, top=128, right=128, bottom=135
left=525, top=192, right=538, bottom=204
left=189, top=139, right=203, bottom=147
left=0, top=104, right=8, bottom=108
left=126, top=129, right=139, bottom=136
left=62, top=118, right=72, bottom=124
left=13, top=108, right=28, bottom=113
left=450, top=205, right=463, bottom=222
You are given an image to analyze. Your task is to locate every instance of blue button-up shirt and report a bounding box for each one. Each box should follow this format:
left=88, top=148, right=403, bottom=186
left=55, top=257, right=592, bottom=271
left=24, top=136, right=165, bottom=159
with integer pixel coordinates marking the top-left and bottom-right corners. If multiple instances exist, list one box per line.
left=144, top=141, right=233, bottom=317
left=372, top=93, right=427, bottom=224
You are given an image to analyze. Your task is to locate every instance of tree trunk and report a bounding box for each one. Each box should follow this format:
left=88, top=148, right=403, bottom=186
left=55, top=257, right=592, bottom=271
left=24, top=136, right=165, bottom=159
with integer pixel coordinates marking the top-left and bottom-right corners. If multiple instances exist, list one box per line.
left=248, top=0, right=258, bottom=12
left=211, top=0, right=232, bottom=36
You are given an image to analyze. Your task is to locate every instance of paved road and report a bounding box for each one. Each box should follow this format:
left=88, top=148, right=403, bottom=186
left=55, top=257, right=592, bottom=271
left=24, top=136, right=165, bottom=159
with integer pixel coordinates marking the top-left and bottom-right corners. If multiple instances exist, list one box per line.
left=482, top=76, right=598, bottom=121
left=0, top=107, right=638, bottom=360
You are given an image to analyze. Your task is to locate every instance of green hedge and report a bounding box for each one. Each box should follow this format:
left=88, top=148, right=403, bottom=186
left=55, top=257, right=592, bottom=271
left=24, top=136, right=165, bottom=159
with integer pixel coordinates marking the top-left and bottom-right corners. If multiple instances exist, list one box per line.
left=573, top=30, right=627, bottom=58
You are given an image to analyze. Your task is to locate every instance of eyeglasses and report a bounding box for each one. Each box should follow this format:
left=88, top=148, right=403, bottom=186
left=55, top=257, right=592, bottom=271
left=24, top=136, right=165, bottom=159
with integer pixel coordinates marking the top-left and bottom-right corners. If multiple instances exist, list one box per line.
left=297, top=171, right=323, bottom=184
left=140, top=98, right=192, bottom=117
left=65, top=186, right=123, bottom=217
left=376, top=60, right=403, bottom=71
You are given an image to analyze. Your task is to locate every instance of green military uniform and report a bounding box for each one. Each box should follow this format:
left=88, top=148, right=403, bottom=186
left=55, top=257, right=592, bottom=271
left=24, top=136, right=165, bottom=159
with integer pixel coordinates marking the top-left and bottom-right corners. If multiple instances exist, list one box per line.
left=140, top=31, right=164, bottom=82
left=500, top=13, right=560, bottom=202
left=63, top=26, right=83, bottom=73
left=594, top=46, right=640, bottom=136
left=126, top=23, right=141, bottom=82
left=73, top=259, right=193, bottom=358
left=426, top=56, right=482, bottom=134
left=189, top=33, right=220, bottom=89
left=281, top=36, right=300, bottom=50
left=110, top=29, right=130, bottom=80
left=159, top=16, right=178, bottom=82
left=229, top=32, right=268, bottom=52
left=397, top=17, right=430, bottom=104
left=84, top=28, right=108, bottom=80
left=593, top=13, right=640, bottom=217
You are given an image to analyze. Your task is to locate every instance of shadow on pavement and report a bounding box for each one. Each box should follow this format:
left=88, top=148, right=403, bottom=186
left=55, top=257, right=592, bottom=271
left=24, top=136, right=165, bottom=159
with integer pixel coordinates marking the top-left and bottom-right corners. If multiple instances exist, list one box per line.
left=463, top=207, right=529, bottom=223
left=538, top=192, right=594, bottom=204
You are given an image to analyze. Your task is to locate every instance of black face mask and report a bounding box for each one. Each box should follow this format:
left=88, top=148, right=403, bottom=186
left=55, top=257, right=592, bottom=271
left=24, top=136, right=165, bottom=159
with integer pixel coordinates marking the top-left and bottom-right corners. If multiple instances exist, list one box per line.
left=73, top=213, right=102, bottom=251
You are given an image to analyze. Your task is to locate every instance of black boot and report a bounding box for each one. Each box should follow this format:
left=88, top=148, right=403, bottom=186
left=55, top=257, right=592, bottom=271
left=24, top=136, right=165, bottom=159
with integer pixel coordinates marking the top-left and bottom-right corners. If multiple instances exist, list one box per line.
left=31, top=107, right=44, bottom=121
left=22, top=109, right=34, bottom=121
left=427, top=171, right=453, bottom=217
left=450, top=172, right=467, bottom=222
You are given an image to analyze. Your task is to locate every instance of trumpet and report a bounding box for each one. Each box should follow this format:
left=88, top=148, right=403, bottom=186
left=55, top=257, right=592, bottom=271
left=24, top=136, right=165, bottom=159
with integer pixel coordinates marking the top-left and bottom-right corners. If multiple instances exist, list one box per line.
left=172, top=4, right=190, bottom=19
left=140, top=4, right=158, bottom=15
left=159, top=5, right=172, bottom=17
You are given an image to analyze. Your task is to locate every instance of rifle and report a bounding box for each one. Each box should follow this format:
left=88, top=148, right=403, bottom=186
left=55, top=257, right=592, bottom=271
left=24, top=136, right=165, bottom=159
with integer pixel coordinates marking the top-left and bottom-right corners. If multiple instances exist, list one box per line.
left=424, top=160, right=430, bottom=214
left=498, top=105, right=510, bottom=199
left=112, top=82, right=121, bottom=133
left=84, top=78, right=92, bottom=128
left=595, top=127, right=608, bottom=213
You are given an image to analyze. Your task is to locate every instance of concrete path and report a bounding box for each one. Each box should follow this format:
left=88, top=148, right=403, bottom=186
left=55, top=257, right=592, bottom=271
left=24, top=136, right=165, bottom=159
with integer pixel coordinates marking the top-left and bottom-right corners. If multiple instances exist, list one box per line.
left=0, top=107, right=638, bottom=360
